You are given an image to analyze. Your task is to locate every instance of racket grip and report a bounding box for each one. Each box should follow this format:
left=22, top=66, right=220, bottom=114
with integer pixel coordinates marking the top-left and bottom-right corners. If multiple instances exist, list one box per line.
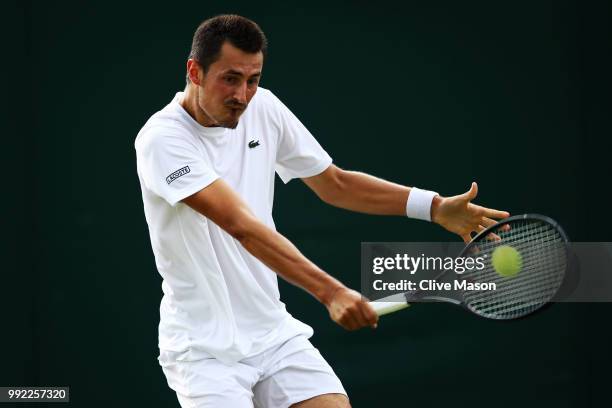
left=371, top=301, right=410, bottom=316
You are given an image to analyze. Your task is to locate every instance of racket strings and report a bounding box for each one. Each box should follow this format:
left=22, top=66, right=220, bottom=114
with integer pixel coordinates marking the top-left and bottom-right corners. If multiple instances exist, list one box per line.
left=462, top=220, right=566, bottom=319
left=467, top=240, right=563, bottom=283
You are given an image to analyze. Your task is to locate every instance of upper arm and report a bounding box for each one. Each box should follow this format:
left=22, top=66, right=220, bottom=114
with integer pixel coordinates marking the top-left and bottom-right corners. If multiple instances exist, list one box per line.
left=136, top=129, right=218, bottom=206
left=302, top=164, right=343, bottom=204
left=182, top=178, right=257, bottom=240
left=268, top=91, right=333, bottom=183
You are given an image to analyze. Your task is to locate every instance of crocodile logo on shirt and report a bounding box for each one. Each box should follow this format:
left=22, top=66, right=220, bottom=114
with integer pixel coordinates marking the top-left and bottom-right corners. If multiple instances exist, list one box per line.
left=166, top=166, right=190, bottom=184
left=248, top=140, right=260, bottom=149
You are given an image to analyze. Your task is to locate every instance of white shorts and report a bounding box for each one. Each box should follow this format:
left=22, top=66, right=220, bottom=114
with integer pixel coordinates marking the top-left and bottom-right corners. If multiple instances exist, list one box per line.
left=158, top=336, right=347, bottom=408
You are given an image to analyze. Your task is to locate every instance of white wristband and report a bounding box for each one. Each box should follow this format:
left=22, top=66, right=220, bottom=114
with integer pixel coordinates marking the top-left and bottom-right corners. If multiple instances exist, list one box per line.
left=406, top=187, right=438, bottom=222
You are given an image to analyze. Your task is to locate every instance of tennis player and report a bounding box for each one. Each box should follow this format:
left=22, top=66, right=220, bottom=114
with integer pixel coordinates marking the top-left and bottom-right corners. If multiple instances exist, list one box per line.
left=135, top=14, right=509, bottom=408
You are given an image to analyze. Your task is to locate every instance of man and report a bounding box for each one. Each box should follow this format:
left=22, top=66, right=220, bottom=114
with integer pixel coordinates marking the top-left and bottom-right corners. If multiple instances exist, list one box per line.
left=135, top=14, right=508, bottom=408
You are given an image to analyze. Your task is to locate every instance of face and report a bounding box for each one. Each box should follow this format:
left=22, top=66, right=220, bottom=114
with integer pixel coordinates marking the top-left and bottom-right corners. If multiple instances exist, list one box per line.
left=188, top=42, right=263, bottom=128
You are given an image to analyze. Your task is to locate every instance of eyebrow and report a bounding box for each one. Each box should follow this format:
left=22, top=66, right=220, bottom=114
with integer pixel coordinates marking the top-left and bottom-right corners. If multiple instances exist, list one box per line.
left=224, top=69, right=261, bottom=78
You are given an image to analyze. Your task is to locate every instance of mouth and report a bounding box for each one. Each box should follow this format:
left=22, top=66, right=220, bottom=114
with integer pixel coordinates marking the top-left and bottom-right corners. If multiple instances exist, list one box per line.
left=226, top=105, right=245, bottom=114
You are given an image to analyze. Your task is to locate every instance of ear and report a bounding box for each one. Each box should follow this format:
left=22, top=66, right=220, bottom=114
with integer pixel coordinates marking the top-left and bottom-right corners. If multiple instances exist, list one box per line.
left=186, top=59, right=203, bottom=85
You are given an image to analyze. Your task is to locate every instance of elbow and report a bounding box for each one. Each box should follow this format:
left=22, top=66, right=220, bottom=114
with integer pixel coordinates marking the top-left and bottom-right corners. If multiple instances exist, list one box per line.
left=223, top=209, right=255, bottom=243
left=318, top=168, right=347, bottom=206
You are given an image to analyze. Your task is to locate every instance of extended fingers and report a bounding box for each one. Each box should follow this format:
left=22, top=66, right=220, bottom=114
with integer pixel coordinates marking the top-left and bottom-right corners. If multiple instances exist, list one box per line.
left=451, top=200, right=509, bottom=243
left=482, top=217, right=497, bottom=228
left=481, top=207, right=510, bottom=219
left=480, top=218, right=502, bottom=240
left=464, top=224, right=500, bottom=243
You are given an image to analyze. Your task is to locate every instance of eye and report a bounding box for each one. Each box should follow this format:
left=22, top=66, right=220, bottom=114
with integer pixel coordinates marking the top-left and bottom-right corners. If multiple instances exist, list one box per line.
left=224, top=76, right=239, bottom=85
left=247, top=77, right=259, bottom=86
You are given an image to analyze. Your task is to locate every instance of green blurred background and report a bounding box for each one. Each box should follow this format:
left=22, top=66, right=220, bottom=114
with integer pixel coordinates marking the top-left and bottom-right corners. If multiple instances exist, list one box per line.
left=3, top=0, right=611, bottom=407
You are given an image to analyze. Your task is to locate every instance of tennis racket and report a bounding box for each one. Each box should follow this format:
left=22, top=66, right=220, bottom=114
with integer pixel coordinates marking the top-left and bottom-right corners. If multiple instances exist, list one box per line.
left=370, top=214, right=569, bottom=320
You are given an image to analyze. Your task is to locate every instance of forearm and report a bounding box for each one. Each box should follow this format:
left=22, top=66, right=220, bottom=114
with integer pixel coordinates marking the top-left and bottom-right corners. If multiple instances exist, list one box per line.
left=323, top=170, right=412, bottom=216
left=182, top=180, right=346, bottom=305
left=235, top=213, right=344, bottom=305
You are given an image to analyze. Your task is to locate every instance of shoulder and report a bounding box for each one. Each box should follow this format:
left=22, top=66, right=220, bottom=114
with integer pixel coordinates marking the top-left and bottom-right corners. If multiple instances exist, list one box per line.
left=252, top=86, right=278, bottom=105
left=245, top=86, right=292, bottom=126
left=252, top=87, right=292, bottom=113
left=135, top=127, right=199, bottom=163
left=135, top=106, right=198, bottom=154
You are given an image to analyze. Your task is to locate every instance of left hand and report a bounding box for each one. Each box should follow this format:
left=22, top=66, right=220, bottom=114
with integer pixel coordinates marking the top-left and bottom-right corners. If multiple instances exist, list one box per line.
left=431, top=182, right=510, bottom=243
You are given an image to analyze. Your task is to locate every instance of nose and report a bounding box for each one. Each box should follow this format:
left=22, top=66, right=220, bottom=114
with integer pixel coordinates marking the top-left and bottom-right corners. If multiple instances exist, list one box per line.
left=233, top=81, right=247, bottom=105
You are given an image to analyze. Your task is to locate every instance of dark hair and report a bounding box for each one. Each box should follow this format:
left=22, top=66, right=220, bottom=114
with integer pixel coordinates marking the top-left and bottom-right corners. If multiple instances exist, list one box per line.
left=187, top=15, right=267, bottom=82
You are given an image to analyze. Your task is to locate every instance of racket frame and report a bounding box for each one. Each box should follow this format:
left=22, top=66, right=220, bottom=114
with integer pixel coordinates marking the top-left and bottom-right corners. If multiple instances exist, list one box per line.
left=370, top=213, right=569, bottom=320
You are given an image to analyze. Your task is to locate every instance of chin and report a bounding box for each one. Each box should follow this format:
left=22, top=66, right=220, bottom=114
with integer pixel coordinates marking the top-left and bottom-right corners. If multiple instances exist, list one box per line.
left=212, top=110, right=243, bottom=129
left=222, top=120, right=239, bottom=129
left=220, top=115, right=241, bottom=129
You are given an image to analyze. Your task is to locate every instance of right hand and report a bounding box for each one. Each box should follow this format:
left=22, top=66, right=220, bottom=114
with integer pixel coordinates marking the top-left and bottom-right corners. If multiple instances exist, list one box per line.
left=326, top=287, right=379, bottom=330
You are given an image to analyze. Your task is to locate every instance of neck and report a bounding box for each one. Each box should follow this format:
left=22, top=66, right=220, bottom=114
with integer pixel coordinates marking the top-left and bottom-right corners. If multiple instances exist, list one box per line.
left=180, top=84, right=218, bottom=127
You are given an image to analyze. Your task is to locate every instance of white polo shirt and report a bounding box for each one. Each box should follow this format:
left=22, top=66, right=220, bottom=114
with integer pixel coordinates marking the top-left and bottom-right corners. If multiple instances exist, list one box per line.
left=135, top=88, right=332, bottom=365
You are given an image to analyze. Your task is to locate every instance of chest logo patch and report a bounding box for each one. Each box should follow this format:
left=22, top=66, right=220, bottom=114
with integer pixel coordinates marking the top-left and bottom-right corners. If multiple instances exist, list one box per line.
left=166, top=166, right=191, bottom=184
left=248, top=140, right=260, bottom=149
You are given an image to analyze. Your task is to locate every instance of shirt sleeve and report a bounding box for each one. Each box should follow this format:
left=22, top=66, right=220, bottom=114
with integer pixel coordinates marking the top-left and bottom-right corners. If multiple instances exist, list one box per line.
left=271, top=92, right=332, bottom=183
left=136, top=127, right=219, bottom=206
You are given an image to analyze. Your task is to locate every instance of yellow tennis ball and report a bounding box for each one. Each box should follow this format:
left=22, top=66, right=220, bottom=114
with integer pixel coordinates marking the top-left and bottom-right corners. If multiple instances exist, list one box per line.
left=491, top=245, right=522, bottom=278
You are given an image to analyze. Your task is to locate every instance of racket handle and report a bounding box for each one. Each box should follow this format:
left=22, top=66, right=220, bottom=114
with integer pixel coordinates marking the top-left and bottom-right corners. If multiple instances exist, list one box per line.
left=371, top=301, right=410, bottom=316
